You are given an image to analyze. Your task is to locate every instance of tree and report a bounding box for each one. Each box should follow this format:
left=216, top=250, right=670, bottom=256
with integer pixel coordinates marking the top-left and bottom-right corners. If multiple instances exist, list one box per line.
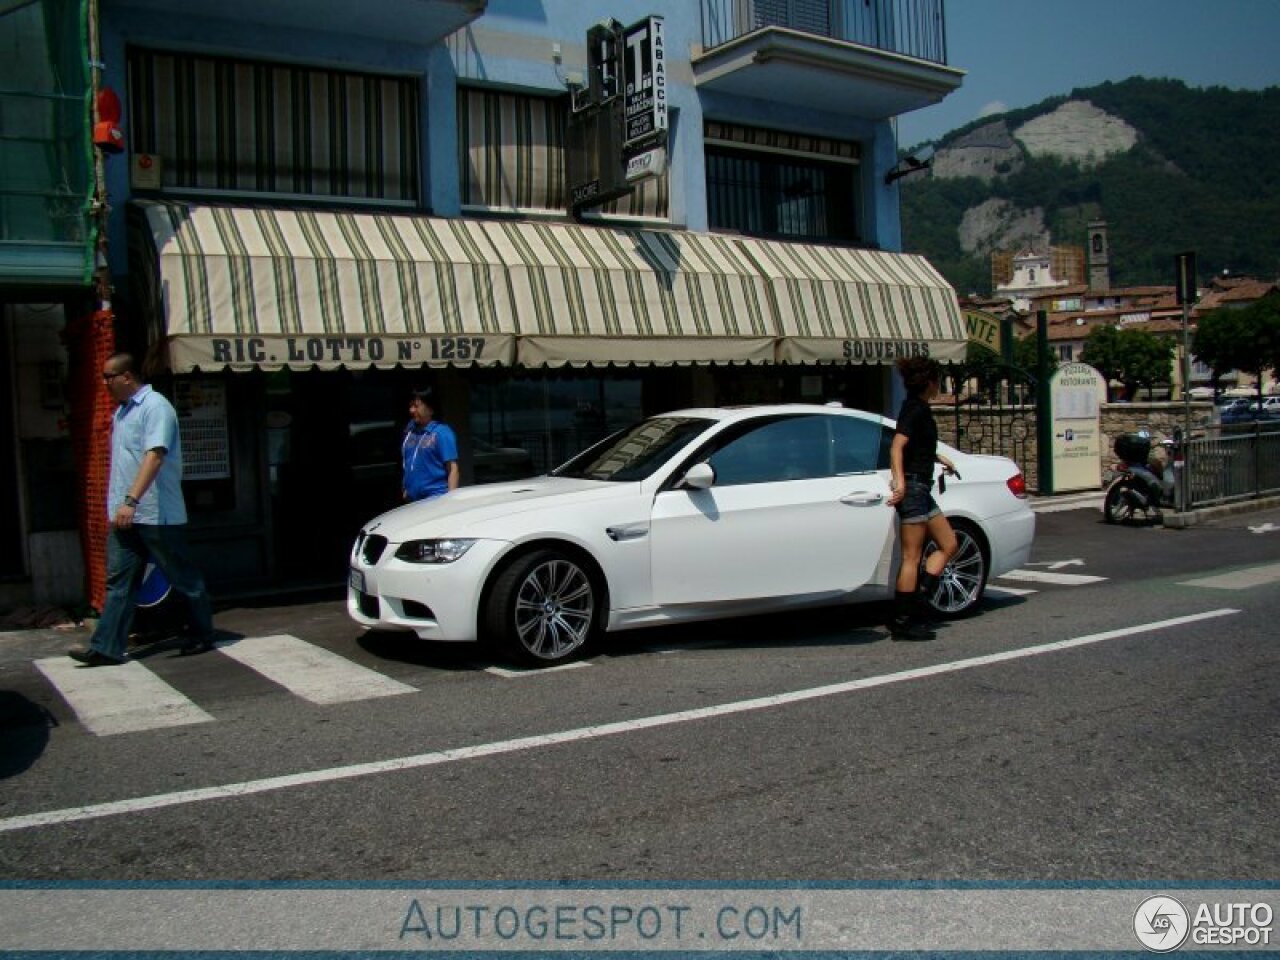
left=1234, top=296, right=1280, bottom=402
left=1192, top=307, right=1246, bottom=400
left=953, top=328, right=1056, bottom=403
left=1194, top=295, right=1280, bottom=401
left=1081, top=325, right=1175, bottom=401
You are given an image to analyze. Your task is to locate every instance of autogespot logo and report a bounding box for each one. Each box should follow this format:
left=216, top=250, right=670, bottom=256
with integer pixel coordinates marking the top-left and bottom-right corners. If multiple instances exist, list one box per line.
left=1134, top=896, right=1190, bottom=952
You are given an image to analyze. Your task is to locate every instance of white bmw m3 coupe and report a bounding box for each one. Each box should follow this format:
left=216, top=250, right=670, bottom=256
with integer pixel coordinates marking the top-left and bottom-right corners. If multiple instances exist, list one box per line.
left=348, top=405, right=1035, bottom=665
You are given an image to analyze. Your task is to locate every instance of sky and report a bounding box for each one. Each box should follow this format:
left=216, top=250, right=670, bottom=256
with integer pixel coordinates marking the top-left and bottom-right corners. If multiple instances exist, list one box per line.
left=895, top=0, right=1280, bottom=150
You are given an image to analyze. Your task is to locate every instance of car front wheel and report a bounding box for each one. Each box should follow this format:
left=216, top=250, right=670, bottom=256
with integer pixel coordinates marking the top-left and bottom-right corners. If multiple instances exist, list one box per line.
left=485, top=549, right=598, bottom=666
left=922, top=519, right=988, bottom=617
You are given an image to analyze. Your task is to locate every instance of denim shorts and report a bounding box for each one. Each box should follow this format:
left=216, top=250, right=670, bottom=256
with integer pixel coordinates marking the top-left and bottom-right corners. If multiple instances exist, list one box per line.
left=895, top=478, right=940, bottom=524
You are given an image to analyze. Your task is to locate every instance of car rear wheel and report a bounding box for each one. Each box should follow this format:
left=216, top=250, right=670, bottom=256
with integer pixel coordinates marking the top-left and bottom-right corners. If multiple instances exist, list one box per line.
left=485, top=549, right=598, bottom=666
left=922, top=519, right=988, bottom=617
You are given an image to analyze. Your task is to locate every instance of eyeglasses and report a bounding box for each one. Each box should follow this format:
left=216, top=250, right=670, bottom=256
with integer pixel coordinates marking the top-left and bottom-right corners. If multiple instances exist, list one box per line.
left=102, top=372, right=125, bottom=382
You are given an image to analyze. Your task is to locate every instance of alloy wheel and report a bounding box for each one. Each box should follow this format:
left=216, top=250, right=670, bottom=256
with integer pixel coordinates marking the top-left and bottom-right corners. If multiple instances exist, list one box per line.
left=924, top=525, right=987, bottom=615
left=511, top=558, right=595, bottom=661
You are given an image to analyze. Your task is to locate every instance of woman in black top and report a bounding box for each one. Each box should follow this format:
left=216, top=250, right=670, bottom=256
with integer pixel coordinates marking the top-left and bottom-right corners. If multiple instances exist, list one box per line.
left=885, top=356, right=959, bottom=641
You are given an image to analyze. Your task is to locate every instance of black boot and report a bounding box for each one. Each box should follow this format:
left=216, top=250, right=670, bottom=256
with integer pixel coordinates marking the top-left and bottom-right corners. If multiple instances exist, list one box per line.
left=917, top=571, right=941, bottom=627
left=887, top=590, right=933, bottom=641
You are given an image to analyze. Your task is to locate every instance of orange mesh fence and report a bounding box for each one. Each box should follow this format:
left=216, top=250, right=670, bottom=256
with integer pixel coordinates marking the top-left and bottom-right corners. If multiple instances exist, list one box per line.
left=65, top=308, right=115, bottom=613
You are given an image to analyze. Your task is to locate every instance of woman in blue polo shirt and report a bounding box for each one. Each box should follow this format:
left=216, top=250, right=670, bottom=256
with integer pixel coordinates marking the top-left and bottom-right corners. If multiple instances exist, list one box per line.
left=402, top=387, right=459, bottom=501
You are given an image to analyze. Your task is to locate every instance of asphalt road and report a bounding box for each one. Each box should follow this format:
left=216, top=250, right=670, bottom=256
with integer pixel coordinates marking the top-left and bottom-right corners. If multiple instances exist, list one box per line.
left=1, top=503, right=1278, bottom=881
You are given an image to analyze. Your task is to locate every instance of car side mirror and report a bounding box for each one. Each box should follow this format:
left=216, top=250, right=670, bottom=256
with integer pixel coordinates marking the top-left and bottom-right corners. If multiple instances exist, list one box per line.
left=681, top=461, right=715, bottom=490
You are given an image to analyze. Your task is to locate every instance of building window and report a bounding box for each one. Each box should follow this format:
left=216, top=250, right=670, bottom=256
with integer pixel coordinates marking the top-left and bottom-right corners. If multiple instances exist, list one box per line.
left=1058, top=344, right=1074, bottom=361
left=127, top=49, right=420, bottom=204
left=704, top=121, right=859, bottom=244
left=458, top=87, right=668, bottom=220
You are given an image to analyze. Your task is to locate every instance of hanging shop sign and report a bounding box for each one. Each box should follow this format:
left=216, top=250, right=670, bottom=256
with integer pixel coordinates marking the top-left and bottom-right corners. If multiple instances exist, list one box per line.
left=622, top=16, right=667, bottom=150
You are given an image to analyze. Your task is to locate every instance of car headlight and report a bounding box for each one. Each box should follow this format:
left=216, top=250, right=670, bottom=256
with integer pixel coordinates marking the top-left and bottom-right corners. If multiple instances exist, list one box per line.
left=394, top=538, right=478, bottom=564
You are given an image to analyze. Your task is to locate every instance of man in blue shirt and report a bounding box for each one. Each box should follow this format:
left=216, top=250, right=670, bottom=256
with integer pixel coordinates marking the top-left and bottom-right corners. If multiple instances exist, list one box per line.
left=68, top=353, right=215, bottom=666
left=402, top=387, right=459, bottom=502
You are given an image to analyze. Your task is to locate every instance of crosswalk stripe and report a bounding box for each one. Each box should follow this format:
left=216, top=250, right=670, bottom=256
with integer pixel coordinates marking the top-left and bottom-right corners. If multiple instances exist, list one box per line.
left=34, top=657, right=214, bottom=737
left=998, top=569, right=1107, bottom=586
left=483, top=661, right=592, bottom=677
left=216, top=634, right=416, bottom=704
left=1178, top=561, right=1280, bottom=591
left=986, top=585, right=1038, bottom=598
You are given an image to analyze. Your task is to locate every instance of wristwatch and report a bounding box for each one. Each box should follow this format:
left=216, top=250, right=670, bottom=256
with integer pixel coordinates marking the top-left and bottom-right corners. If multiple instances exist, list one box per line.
left=124, top=495, right=140, bottom=508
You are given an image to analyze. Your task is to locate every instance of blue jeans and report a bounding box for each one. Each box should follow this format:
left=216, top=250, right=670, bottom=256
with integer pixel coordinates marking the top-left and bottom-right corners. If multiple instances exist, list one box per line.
left=90, top=524, right=214, bottom=661
left=894, top=478, right=941, bottom=525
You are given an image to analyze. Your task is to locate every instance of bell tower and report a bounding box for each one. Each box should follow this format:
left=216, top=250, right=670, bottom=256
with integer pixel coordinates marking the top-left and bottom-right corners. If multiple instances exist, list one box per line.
left=1088, top=220, right=1110, bottom=291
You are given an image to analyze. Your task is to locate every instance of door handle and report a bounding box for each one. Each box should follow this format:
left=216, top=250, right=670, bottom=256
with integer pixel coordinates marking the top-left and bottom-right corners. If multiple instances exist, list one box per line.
left=839, top=492, right=884, bottom=505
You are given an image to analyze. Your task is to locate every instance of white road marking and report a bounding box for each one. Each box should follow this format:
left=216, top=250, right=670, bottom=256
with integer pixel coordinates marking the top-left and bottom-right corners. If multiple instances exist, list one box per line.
left=1249, top=522, right=1277, bottom=534
left=985, top=585, right=1037, bottom=598
left=483, top=661, right=592, bottom=677
left=1, top=607, right=1238, bottom=834
left=1024, top=559, right=1084, bottom=569
left=1178, top=562, right=1280, bottom=591
left=216, top=634, right=415, bottom=705
left=998, top=569, right=1108, bottom=586
left=33, top=658, right=213, bottom=736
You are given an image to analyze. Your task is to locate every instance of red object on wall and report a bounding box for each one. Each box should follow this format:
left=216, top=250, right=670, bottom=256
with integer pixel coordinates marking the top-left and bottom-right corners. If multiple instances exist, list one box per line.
left=94, top=88, right=124, bottom=153
left=65, top=308, right=116, bottom=613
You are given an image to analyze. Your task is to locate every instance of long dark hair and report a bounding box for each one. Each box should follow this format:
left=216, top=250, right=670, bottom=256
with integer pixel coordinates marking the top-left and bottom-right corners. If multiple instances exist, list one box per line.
left=896, top=356, right=941, bottom=397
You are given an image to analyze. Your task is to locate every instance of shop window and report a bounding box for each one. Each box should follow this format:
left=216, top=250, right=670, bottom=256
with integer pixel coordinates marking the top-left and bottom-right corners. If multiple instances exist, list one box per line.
left=127, top=49, right=420, bottom=204
left=457, top=86, right=668, bottom=220
left=468, top=375, right=643, bottom=475
left=705, top=121, right=859, bottom=243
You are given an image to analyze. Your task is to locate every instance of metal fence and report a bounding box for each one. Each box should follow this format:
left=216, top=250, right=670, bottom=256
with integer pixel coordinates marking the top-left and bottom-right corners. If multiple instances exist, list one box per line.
left=1184, top=422, right=1280, bottom=508
left=701, top=0, right=948, bottom=64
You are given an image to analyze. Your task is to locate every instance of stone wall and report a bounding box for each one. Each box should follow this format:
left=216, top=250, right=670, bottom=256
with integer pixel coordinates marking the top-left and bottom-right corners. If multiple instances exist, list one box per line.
left=933, top=401, right=1214, bottom=494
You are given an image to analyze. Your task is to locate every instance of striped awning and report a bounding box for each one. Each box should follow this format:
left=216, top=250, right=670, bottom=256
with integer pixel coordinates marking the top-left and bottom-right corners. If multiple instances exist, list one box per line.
left=740, top=238, right=968, bottom=364
left=478, top=219, right=775, bottom=367
left=132, top=200, right=964, bottom=372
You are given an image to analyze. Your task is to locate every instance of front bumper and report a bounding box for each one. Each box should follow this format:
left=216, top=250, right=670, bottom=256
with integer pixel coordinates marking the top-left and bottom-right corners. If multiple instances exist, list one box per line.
left=347, top=537, right=509, bottom=643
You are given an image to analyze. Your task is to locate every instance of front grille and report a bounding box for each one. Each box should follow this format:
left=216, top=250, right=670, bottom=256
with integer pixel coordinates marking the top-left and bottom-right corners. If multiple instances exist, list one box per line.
left=361, top=535, right=388, bottom=565
left=357, top=592, right=380, bottom=619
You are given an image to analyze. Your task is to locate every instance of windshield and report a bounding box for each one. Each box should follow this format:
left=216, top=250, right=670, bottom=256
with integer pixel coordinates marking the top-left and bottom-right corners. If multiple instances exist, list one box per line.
left=553, top=416, right=713, bottom=482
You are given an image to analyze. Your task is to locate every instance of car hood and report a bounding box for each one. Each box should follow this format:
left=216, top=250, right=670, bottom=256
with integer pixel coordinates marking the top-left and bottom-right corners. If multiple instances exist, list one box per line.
left=359, top=475, right=633, bottom=541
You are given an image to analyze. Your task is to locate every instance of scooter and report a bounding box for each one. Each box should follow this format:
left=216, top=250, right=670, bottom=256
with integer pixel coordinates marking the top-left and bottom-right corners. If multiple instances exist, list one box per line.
left=1102, top=429, right=1181, bottom=524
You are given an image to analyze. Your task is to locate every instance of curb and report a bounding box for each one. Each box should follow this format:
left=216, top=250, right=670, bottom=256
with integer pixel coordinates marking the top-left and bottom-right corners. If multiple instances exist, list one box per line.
left=1162, top=495, right=1280, bottom=528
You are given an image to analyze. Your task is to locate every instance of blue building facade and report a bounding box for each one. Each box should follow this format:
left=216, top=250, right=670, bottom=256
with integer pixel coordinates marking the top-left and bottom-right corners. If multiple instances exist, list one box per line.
left=10, top=0, right=965, bottom=599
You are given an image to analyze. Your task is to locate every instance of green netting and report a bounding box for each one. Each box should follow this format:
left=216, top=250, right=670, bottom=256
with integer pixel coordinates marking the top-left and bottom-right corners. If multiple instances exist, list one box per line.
left=0, top=0, right=93, bottom=284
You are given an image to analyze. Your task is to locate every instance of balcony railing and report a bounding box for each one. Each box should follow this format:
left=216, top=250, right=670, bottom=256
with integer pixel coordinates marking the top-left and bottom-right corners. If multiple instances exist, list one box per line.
left=701, top=0, right=948, bottom=65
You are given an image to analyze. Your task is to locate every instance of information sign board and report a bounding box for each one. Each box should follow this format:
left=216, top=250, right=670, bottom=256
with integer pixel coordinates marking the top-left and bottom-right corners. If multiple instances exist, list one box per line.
left=1048, top=362, right=1108, bottom=492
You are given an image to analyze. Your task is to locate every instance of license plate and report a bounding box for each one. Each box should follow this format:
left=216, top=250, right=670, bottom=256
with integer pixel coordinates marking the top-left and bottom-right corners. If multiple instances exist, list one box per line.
left=348, top=568, right=366, bottom=593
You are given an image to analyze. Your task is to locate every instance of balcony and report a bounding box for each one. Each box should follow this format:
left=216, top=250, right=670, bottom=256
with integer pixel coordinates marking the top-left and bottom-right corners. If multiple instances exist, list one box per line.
left=695, top=0, right=963, bottom=119
left=108, top=0, right=486, bottom=46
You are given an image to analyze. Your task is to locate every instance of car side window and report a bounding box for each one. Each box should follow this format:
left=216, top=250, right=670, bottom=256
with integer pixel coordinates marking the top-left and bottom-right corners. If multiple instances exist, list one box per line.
left=829, top=416, right=889, bottom=474
left=708, top=416, right=832, bottom=486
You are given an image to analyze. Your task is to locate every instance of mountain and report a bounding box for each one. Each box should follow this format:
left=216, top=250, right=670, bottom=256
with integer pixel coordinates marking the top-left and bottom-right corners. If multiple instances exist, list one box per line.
left=900, top=78, right=1280, bottom=297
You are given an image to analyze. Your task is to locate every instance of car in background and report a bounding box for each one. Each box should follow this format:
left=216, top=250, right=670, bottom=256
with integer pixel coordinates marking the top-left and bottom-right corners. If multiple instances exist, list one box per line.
left=348, top=405, right=1035, bottom=666
left=1219, top=399, right=1278, bottom=424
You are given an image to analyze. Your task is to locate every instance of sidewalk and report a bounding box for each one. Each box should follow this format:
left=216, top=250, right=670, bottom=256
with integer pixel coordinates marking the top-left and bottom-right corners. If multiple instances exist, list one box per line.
left=1029, top=489, right=1280, bottom=525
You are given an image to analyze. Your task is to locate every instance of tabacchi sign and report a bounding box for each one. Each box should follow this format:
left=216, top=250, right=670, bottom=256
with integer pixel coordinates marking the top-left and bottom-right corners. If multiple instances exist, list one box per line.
left=622, top=16, right=666, bottom=149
